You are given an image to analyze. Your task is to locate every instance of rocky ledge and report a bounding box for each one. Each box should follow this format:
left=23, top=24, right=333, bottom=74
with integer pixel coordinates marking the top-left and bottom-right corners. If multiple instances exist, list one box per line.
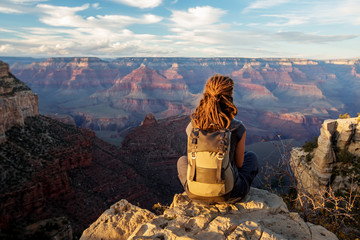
left=80, top=188, right=337, bottom=240
left=290, top=117, right=359, bottom=195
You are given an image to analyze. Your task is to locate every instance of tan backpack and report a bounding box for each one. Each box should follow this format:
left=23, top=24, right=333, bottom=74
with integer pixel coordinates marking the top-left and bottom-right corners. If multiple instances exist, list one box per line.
left=186, top=126, right=234, bottom=202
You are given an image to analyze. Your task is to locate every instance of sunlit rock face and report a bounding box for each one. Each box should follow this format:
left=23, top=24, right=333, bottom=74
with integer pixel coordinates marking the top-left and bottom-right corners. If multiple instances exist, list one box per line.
left=291, top=117, right=360, bottom=196
left=0, top=61, right=39, bottom=142
left=80, top=188, right=338, bottom=240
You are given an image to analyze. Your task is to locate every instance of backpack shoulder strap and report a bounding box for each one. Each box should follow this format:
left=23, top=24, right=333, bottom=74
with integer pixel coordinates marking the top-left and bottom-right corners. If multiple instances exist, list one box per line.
left=188, top=127, right=200, bottom=181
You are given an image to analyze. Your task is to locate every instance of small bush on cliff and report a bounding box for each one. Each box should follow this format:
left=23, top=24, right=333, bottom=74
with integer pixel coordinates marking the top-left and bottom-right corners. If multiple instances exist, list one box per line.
left=302, top=136, right=318, bottom=152
left=339, top=113, right=351, bottom=119
left=336, top=148, right=355, bottom=164
left=305, top=153, right=312, bottom=163
left=333, top=148, right=360, bottom=185
left=265, top=136, right=360, bottom=239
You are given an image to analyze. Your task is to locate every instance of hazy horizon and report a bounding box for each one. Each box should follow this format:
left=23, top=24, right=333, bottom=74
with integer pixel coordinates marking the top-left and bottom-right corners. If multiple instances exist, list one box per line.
left=1, top=56, right=360, bottom=61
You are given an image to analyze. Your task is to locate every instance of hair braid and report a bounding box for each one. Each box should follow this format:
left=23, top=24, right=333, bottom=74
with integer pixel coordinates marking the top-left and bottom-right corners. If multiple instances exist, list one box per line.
left=191, top=74, right=238, bottom=131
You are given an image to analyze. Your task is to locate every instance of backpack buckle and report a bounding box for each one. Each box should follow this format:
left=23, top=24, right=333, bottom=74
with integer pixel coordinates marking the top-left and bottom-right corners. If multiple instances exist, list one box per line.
left=191, top=152, right=196, bottom=160
left=218, top=152, right=224, bottom=160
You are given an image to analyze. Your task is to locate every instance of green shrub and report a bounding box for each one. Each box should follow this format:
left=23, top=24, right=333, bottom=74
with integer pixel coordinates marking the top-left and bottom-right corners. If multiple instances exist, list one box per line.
left=336, top=149, right=355, bottom=164
left=306, top=153, right=312, bottom=163
left=302, top=136, right=318, bottom=152
left=333, top=148, right=360, bottom=185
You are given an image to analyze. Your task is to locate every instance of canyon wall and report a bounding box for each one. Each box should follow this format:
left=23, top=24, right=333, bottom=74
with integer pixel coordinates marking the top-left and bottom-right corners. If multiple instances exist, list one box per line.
left=0, top=114, right=165, bottom=235
left=0, top=64, right=164, bottom=236
left=290, top=117, right=360, bottom=196
left=6, top=57, right=360, bottom=145
left=0, top=61, right=39, bottom=142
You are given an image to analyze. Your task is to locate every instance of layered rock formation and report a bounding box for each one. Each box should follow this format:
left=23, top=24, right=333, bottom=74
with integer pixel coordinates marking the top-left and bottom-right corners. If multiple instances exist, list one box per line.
left=0, top=61, right=39, bottom=141
left=80, top=188, right=338, bottom=240
left=290, top=117, right=360, bottom=195
left=11, top=57, right=118, bottom=89
left=120, top=114, right=190, bottom=204
left=91, top=64, right=195, bottom=119
left=7, top=57, right=360, bottom=145
left=0, top=115, right=163, bottom=235
left=0, top=65, right=163, bottom=236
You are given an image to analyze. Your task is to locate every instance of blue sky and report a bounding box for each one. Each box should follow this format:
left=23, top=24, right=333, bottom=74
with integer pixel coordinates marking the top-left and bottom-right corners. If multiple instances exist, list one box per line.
left=0, top=0, right=359, bottom=59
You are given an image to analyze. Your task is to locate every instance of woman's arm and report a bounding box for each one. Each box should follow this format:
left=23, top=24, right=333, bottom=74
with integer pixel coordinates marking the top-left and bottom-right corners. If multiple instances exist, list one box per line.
left=235, top=131, right=246, bottom=168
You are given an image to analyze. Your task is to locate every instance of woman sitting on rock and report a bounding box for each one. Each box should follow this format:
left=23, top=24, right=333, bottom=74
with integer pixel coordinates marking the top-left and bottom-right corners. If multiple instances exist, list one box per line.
left=177, top=74, right=259, bottom=202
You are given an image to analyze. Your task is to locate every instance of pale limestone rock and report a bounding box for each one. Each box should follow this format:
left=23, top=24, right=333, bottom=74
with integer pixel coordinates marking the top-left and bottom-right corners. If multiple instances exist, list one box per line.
left=306, top=222, right=339, bottom=240
left=291, top=117, right=360, bottom=195
left=80, top=199, right=155, bottom=240
left=81, top=188, right=338, bottom=240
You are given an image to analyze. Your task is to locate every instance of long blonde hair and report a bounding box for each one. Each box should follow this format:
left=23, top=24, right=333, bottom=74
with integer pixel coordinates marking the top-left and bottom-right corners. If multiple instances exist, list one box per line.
left=191, top=74, right=238, bottom=131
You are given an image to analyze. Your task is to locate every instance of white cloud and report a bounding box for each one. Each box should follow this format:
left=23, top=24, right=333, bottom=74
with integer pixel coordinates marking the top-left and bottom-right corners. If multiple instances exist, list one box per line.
left=0, top=28, right=16, bottom=32
left=322, top=0, right=360, bottom=25
left=7, top=0, right=47, bottom=3
left=170, top=6, right=226, bottom=29
left=243, top=0, right=291, bottom=12
left=0, top=6, right=22, bottom=13
left=337, top=0, right=360, bottom=15
left=0, top=22, right=172, bottom=57
left=167, top=6, right=231, bottom=47
left=110, top=0, right=162, bottom=9
left=0, top=3, right=168, bottom=57
left=90, top=14, right=162, bottom=27
left=37, top=4, right=90, bottom=27
left=256, top=0, right=360, bottom=27
left=0, top=44, right=12, bottom=53
left=275, top=31, right=358, bottom=43
left=92, top=3, right=101, bottom=9
left=37, top=4, right=162, bottom=29
left=264, top=14, right=309, bottom=27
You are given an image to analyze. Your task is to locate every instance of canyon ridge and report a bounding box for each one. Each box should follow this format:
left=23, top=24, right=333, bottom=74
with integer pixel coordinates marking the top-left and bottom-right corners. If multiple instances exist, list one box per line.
left=4, top=57, right=360, bottom=145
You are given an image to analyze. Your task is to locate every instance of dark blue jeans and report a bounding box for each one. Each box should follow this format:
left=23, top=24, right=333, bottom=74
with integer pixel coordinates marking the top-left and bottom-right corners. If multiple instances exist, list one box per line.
left=230, top=151, right=259, bottom=198
left=177, top=151, right=259, bottom=199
